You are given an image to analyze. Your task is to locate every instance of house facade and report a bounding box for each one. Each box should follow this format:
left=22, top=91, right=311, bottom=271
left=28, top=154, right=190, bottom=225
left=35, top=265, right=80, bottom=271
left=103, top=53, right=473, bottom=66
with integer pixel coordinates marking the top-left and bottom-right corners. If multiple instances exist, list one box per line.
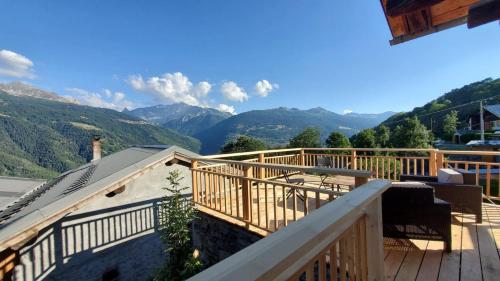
left=467, top=104, right=500, bottom=132
left=0, top=144, right=198, bottom=281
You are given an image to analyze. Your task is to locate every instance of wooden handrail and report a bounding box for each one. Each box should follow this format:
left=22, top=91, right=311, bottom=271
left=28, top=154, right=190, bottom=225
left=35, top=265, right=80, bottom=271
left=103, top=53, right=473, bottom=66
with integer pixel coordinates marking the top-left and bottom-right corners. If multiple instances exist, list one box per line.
left=203, top=147, right=500, bottom=157
left=191, top=168, right=344, bottom=197
left=438, top=150, right=500, bottom=156
left=302, top=147, right=437, bottom=152
left=201, top=148, right=302, bottom=159
left=192, top=158, right=372, bottom=178
left=188, top=179, right=391, bottom=281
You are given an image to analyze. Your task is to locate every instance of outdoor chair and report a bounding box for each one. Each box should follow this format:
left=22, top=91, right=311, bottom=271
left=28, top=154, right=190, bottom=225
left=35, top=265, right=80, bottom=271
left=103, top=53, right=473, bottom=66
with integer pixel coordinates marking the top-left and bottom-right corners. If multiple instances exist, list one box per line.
left=284, top=171, right=305, bottom=201
left=382, top=182, right=452, bottom=252
left=400, top=171, right=482, bottom=223
left=316, top=156, right=351, bottom=192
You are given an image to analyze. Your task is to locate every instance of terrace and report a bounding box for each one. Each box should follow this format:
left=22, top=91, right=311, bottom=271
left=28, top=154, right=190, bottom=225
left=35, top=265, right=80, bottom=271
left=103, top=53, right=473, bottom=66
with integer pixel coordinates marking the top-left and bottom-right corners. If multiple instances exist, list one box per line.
left=188, top=148, right=500, bottom=281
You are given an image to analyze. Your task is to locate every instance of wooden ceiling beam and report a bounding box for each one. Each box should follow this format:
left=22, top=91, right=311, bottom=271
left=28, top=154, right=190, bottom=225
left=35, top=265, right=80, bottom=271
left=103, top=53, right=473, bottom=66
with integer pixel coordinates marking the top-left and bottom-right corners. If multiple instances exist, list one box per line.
left=386, top=0, right=446, bottom=16
left=467, top=0, right=500, bottom=28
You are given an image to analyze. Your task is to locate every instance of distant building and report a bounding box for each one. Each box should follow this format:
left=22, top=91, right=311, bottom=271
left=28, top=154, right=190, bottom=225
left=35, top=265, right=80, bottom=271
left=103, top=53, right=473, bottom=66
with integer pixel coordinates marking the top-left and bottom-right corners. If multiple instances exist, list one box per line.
left=0, top=142, right=198, bottom=281
left=465, top=140, right=500, bottom=162
left=466, top=104, right=500, bottom=132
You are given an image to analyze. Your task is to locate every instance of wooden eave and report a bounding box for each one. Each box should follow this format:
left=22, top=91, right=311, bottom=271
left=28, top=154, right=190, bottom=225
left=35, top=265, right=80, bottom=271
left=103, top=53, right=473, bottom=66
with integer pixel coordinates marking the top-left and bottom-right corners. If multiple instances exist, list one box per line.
left=380, top=0, right=499, bottom=45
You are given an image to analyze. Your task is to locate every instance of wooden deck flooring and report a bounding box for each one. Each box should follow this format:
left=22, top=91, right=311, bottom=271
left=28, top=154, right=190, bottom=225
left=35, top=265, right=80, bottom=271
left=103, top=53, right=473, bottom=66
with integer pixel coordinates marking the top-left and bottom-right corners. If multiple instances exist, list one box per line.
left=384, top=204, right=500, bottom=281
left=198, top=173, right=500, bottom=280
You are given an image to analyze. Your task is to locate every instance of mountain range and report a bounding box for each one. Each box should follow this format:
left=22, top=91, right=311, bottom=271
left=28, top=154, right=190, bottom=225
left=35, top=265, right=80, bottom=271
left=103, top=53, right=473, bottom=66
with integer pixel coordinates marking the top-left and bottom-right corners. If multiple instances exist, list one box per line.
left=124, top=102, right=394, bottom=154
left=194, top=107, right=394, bottom=153
left=125, top=103, right=231, bottom=136
left=0, top=81, right=394, bottom=178
left=0, top=84, right=200, bottom=179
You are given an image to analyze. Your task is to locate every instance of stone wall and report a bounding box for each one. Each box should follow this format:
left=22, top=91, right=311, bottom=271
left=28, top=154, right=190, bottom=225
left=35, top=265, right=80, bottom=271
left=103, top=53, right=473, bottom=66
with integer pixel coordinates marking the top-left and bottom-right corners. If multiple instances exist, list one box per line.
left=192, top=212, right=263, bottom=267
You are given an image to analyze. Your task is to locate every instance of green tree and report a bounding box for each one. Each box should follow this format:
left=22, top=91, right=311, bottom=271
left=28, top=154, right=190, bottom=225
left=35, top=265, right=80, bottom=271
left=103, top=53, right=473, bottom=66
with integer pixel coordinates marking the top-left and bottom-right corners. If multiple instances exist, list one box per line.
left=377, top=125, right=391, bottom=147
left=288, top=127, right=321, bottom=148
left=155, top=170, right=202, bottom=281
left=442, top=110, right=458, bottom=141
left=220, top=135, right=267, bottom=153
left=325, top=132, right=350, bottom=148
left=390, top=117, right=431, bottom=148
left=351, top=129, right=377, bottom=148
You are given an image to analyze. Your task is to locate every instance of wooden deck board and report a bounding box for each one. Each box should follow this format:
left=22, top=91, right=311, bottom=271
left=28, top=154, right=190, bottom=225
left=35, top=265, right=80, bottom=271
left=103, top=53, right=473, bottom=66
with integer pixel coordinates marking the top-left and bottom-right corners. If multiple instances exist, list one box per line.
left=416, top=241, right=443, bottom=281
left=386, top=204, right=500, bottom=281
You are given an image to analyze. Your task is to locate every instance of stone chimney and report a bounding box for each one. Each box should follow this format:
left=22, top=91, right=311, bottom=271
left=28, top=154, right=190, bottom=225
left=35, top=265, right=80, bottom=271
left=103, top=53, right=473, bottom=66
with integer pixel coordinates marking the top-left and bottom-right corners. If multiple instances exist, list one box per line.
left=92, top=136, right=101, bottom=162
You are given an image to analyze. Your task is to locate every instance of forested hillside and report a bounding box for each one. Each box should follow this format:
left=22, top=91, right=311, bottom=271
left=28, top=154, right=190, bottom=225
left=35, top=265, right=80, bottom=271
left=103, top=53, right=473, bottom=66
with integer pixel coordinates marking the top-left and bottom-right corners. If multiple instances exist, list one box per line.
left=382, top=78, right=500, bottom=137
left=195, top=107, right=394, bottom=153
left=0, top=91, right=200, bottom=179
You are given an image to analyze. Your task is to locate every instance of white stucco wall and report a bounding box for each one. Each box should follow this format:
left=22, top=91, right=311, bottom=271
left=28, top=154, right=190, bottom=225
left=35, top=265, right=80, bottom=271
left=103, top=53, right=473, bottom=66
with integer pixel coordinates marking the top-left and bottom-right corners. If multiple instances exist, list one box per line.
left=12, top=162, right=192, bottom=281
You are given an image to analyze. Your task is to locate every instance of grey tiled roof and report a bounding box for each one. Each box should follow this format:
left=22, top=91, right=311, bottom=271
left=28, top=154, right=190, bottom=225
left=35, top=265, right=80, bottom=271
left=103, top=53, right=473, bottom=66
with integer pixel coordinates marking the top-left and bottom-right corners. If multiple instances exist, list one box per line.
left=484, top=105, right=500, bottom=118
left=0, top=177, right=46, bottom=211
left=0, top=145, right=197, bottom=232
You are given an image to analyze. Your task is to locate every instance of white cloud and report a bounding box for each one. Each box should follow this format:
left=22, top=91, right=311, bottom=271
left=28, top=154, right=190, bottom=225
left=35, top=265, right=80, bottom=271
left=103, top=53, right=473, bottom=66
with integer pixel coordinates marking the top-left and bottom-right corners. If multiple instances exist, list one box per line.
left=0, top=50, right=35, bottom=79
left=113, top=91, right=125, bottom=102
left=128, top=74, right=146, bottom=90
left=193, top=81, right=212, bottom=98
left=254, top=80, right=279, bottom=97
left=65, top=88, right=134, bottom=111
left=343, top=109, right=353, bottom=115
left=128, top=72, right=212, bottom=106
left=220, top=81, right=248, bottom=102
left=216, top=104, right=236, bottom=114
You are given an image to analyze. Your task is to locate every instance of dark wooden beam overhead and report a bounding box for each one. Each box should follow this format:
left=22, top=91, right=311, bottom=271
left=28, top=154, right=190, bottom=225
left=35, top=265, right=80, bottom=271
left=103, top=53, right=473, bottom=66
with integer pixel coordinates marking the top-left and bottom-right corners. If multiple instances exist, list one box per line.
left=386, top=0, right=445, bottom=16
left=468, top=0, right=500, bottom=28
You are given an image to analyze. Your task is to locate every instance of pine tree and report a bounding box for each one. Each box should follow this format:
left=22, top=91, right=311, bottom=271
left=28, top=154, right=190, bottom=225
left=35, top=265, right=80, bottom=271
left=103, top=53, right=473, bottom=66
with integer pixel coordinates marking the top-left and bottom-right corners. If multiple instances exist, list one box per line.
left=155, top=170, right=202, bottom=281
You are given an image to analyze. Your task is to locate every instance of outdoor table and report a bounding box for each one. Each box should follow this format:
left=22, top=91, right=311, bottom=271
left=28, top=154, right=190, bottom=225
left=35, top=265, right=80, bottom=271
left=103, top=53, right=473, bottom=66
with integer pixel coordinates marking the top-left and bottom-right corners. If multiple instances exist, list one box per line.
left=275, top=164, right=369, bottom=200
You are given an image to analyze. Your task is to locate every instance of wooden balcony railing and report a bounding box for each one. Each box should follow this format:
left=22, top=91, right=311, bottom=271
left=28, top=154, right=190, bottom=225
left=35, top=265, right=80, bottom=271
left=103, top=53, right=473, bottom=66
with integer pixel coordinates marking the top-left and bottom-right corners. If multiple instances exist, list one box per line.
left=188, top=179, right=391, bottom=281
left=191, top=158, right=370, bottom=233
left=202, top=148, right=500, bottom=200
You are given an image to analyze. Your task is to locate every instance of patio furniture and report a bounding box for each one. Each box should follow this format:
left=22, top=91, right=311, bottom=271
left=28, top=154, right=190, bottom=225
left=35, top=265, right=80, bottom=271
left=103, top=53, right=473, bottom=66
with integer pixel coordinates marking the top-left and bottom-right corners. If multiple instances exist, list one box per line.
left=382, top=182, right=452, bottom=252
left=400, top=172, right=482, bottom=223
left=316, top=156, right=352, bottom=192
left=283, top=171, right=305, bottom=200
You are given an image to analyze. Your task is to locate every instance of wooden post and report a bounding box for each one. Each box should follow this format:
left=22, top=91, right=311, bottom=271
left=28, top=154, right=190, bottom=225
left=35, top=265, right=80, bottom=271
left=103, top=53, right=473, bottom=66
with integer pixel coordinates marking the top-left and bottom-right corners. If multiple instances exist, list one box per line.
left=364, top=197, right=385, bottom=281
left=429, top=150, right=437, bottom=176
left=355, top=176, right=368, bottom=188
left=242, top=166, right=253, bottom=221
left=351, top=150, right=357, bottom=170
left=300, top=149, right=305, bottom=166
left=436, top=151, right=444, bottom=172
left=191, top=160, right=198, bottom=203
left=259, top=153, right=265, bottom=179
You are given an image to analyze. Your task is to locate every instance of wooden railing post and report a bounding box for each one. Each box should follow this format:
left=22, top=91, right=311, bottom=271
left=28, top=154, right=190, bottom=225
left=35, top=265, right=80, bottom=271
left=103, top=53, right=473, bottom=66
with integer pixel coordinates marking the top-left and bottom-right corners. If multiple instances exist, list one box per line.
left=351, top=150, right=357, bottom=170
left=242, top=166, right=252, bottom=221
left=429, top=150, right=437, bottom=176
left=364, top=196, right=385, bottom=281
left=436, top=151, right=444, bottom=171
left=258, top=153, right=265, bottom=179
left=355, top=176, right=368, bottom=188
left=300, top=149, right=305, bottom=166
left=191, top=160, right=198, bottom=203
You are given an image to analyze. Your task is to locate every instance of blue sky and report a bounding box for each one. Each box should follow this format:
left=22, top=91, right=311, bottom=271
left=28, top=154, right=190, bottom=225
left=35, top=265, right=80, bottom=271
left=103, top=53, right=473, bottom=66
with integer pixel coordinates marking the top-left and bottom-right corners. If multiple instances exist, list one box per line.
left=0, top=0, right=499, bottom=114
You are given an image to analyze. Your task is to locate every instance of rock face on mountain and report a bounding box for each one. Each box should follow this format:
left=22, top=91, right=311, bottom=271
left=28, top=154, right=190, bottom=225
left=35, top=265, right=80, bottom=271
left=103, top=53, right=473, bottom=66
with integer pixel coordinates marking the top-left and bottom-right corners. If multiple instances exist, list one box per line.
left=0, top=82, right=75, bottom=103
left=125, top=103, right=232, bottom=136
left=194, top=107, right=394, bottom=154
